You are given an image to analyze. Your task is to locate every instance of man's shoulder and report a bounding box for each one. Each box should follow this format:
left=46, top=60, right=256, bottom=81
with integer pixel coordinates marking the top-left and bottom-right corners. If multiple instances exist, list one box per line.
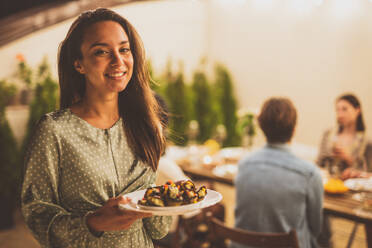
left=239, top=146, right=319, bottom=177
left=291, top=155, right=319, bottom=175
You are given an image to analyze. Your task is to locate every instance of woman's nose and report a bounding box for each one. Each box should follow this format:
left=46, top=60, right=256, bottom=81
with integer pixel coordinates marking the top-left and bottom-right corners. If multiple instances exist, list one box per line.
left=110, top=52, right=124, bottom=67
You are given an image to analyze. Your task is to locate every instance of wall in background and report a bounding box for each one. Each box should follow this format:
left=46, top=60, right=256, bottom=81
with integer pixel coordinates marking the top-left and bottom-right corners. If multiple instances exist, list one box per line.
left=206, top=0, right=372, bottom=146
left=1, top=0, right=372, bottom=147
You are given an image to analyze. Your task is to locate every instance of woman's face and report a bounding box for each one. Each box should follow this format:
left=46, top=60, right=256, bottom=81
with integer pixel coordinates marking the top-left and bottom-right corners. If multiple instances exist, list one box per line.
left=74, top=21, right=134, bottom=96
left=336, top=99, right=360, bottom=127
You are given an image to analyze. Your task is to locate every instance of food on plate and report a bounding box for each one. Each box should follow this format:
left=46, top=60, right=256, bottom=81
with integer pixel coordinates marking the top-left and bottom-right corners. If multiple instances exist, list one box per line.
left=324, top=178, right=348, bottom=194
left=138, top=180, right=207, bottom=207
left=204, top=139, right=220, bottom=155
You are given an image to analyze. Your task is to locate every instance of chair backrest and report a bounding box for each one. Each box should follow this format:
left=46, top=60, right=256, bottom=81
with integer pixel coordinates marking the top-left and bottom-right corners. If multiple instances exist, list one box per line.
left=206, top=212, right=300, bottom=248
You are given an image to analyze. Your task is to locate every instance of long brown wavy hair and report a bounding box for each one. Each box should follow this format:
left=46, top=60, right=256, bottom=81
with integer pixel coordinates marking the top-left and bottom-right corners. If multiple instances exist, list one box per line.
left=58, top=8, right=165, bottom=171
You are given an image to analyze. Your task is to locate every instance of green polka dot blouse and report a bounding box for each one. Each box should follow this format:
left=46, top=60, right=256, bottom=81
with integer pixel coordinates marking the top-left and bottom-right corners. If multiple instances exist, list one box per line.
left=21, top=109, right=172, bottom=248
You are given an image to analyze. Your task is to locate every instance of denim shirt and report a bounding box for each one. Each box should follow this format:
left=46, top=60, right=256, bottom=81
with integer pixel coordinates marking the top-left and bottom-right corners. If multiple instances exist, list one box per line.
left=231, top=144, right=323, bottom=248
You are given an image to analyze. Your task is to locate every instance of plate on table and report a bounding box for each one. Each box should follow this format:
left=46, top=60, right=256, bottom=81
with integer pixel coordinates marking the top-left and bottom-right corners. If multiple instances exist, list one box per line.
left=344, top=178, right=372, bottom=192
left=119, top=189, right=222, bottom=215
left=212, top=164, right=237, bottom=177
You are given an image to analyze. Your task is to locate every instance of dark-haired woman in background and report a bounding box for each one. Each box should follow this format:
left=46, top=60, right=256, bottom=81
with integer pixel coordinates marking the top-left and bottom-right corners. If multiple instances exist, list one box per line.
left=317, top=93, right=372, bottom=248
left=21, top=8, right=171, bottom=248
left=317, top=93, right=372, bottom=179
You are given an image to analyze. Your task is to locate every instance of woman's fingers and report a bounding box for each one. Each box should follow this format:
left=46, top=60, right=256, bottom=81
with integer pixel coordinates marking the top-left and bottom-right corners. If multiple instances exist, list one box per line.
left=115, top=196, right=153, bottom=218
left=118, top=207, right=153, bottom=218
left=116, top=196, right=131, bottom=204
left=106, top=196, right=123, bottom=207
left=89, top=196, right=153, bottom=232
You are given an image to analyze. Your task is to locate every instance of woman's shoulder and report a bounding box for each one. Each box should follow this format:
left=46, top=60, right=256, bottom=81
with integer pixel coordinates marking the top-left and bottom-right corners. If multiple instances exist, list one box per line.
left=324, top=126, right=336, bottom=134
left=320, top=127, right=336, bottom=139
left=35, top=109, right=73, bottom=131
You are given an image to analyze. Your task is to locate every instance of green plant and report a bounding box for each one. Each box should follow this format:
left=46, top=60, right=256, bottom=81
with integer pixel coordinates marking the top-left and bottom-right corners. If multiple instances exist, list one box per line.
left=18, top=57, right=59, bottom=159
left=191, top=69, right=217, bottom=143
left=213, top=64, right=240, bottom=147
left=238, top=112, right=256, bottom=147
left=0, top=80, right=20, bottom=205
left=16, top=54, right=32, bottom=86
left=164, top=64, right=193, bottom=146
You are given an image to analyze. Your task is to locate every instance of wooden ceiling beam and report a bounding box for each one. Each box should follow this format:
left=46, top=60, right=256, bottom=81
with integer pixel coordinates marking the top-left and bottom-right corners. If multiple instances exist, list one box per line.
left=0, top=0, right=144, bottom=47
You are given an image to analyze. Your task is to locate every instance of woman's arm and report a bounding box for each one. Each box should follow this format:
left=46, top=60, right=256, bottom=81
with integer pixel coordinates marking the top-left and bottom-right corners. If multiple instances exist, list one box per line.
left=316, top=129, right=332, bottom=167
left=22, top=116, right=103, bottom=247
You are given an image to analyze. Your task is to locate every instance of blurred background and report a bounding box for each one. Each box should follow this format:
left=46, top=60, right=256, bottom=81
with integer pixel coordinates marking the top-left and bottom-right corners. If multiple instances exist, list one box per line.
left=0, top=0, right=372, bottom=247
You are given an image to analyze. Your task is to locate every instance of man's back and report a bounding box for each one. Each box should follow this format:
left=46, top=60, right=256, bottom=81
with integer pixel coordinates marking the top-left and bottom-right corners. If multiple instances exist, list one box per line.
left=232, top=144, right=323, bottom=248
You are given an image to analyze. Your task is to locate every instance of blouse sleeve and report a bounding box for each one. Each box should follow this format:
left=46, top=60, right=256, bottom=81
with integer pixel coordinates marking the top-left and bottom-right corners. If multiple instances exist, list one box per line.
left=21, top=116, right=101, bottom=248
left=316, top=129, right=332, bottom=167
left=364, top=141, right=372, bottom=172
left=143, top=215, right=172, bottom=239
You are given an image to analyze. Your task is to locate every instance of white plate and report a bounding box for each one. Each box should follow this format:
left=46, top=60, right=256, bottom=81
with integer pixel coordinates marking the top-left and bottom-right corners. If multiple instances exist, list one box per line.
left=344, top=178, right=372, bottom=192
left=212, top=164, right=237, bottom=177
left=119, top=189, right=222, bottom=215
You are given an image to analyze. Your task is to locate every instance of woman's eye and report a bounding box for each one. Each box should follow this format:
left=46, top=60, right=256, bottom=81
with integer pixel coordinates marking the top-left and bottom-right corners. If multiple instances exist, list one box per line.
left=120, top=47, right=130, bottom=54
left=94, top=50, right=109, bottom=56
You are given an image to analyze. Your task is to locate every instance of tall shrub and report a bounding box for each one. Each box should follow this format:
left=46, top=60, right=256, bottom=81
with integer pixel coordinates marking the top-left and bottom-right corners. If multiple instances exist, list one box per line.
left=20, top=58, right=59, bottom=156
left=164, top=67, right=192, bottom=145
left=0, top=80, right=20, bottom=229
left=191, top=70, right=216, bottom=143
left=214, top=64, right=240, bottom=147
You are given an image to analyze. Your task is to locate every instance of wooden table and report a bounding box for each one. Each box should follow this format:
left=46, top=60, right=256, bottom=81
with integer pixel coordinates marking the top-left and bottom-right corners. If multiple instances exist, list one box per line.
left=179, top=163, right=372, bottom=248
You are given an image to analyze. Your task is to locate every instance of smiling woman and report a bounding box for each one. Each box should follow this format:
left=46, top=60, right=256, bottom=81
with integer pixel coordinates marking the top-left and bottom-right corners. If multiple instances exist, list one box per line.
left=21, top=8, right=171, bottom=248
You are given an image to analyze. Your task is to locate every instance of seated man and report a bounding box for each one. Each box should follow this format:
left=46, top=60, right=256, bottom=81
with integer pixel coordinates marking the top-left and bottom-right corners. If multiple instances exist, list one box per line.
left=232, top=97, right=323, bottom=248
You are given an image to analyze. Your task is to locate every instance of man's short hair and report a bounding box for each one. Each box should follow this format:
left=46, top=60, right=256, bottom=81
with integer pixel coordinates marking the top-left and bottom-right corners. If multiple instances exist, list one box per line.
left=258, top=97, right=297, bottom=143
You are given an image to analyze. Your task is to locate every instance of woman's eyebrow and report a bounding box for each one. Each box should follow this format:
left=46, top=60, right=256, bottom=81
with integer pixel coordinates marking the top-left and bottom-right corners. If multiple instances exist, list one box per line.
left=89, top=40, right=129, bottom=49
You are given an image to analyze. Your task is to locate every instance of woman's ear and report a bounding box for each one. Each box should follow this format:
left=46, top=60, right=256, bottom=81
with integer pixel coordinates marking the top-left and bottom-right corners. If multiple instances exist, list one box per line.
left=74, top=60, right=85, bottom=74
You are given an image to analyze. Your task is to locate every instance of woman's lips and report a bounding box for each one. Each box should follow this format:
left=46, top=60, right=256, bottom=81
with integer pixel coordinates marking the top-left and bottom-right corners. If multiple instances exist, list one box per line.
left=105, top=71, right=127, bottom=79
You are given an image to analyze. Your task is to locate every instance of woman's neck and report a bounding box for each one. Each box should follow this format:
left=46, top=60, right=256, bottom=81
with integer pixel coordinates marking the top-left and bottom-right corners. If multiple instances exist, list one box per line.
left=340, top=123, right=357, bottom=135
left=71, top=93, right=120, bottom=129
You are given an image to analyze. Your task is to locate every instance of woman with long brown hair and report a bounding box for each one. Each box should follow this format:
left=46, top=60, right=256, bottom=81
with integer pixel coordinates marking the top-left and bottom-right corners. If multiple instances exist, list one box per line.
left=317, top=93, right=372, bottom=248
left=317, top=93, right=372, bottom=179
left=21, top=8, right=171, bottom=247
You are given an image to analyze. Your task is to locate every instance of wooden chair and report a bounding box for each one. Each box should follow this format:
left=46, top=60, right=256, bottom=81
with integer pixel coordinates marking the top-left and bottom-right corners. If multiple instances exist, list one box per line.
left=153, top=202, right=225, bottom=248
left=205, top=212, right=300, bottom=248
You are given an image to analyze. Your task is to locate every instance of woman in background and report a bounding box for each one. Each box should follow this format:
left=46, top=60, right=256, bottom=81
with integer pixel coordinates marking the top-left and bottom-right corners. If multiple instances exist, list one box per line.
left=317, top=93, right=372, bottom=179
left=21, top=8, right=171, bottom=247
left=317, top=93, right=372, bottom=248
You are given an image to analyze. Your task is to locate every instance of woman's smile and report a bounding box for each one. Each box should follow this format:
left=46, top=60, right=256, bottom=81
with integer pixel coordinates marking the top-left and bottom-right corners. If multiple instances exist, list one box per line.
left=105, top=70, right=128, bottom=80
